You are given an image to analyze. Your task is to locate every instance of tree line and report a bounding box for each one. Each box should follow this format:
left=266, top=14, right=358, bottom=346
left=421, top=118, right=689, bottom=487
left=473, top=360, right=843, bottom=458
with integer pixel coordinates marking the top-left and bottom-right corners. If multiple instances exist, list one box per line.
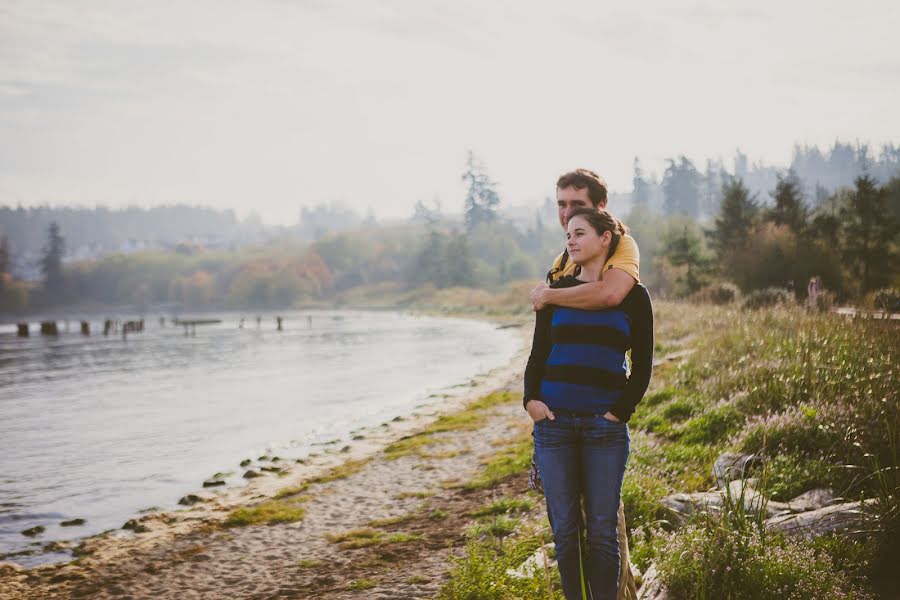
left=636, top=171, right=900, bottom=301
left=2, top=147, right=898, bottom=314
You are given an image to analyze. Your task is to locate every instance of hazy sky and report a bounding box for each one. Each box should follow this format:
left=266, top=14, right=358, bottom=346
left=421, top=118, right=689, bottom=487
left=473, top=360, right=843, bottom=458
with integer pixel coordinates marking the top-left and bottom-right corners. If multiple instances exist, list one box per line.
left=1, top=0, right=898, bottom=224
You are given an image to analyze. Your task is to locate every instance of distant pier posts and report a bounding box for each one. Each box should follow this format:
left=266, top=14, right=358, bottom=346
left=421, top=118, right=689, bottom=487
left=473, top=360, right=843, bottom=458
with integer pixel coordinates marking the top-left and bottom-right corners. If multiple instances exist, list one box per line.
left=159, top=316, right=165, bottom=327
left=80, top=321, right=90, bottom=336
left=276, top=316, right=283, bottom=331
left=308, top=315, right=312, bottom=328
left=239, top=317, right=245, bottom=329
left=17, top=323, right=28, bottom=337
left=40, top=321, right=58, bottom=336
left=256, top=316, right=261, bottom=328
left=121, top=320, right=144, bottom=340
left=103, top=319, right=112, bottom=335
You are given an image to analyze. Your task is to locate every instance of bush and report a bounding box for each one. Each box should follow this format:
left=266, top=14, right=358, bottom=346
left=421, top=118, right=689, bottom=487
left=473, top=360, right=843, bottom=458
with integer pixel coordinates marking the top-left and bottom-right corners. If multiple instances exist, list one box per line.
left=691, top=281, right=740, bottom=305
left=741, top=287, right=794, bottom=310
left=872, top=288, right=900, bottom=313
left=438, top=536, right=560, bottom=599
left=654, top=519, right=872, bottom=599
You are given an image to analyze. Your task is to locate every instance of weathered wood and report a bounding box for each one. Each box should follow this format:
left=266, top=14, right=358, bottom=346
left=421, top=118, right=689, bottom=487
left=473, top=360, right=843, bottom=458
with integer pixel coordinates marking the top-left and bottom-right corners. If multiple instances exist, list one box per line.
left=40, top=321, right=58, bottom=335
left=80, top=321, right=90, bottom=335
left=16, top=323, right=28, bottom=337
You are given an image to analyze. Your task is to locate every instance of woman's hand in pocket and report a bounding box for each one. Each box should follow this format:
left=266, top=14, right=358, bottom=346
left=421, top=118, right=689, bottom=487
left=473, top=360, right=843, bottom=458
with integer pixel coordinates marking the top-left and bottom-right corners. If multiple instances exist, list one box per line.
left=526, top=400, right=555, bottom=423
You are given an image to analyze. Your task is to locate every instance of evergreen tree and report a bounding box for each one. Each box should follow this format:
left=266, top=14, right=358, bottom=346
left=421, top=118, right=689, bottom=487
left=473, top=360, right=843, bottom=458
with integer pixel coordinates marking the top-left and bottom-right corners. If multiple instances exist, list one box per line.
left=445, top=233, right=475, bottom=287
left=0, top=236, right=8, bottom=278
left=662, top=156, right=702, bottom=218
left=661, top=224, right=710, bottom=295
left=632, top=157, right=650, bottom=208
left=40, top=222, right=66, bottom=302
left=462, top=151, right=500, bottom=232
left=840, top=175, right=900, bottom=293
left=711, top=178, right=757, bottom=258
left=767, top=170, right=808, bottom=234
left=702, top=159, right=723, bottom=218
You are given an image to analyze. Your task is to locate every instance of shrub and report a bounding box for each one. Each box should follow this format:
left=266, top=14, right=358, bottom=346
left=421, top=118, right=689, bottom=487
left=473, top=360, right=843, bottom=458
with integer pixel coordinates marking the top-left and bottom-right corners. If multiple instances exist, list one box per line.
left=678, top=404, right=744, bottom=444
left=741, top=287, right=794, bottom=310
left=438, top=536, right=561, bottom=600
left=872, top=288, right=900, bottom=313
left=655, top=519, right=872, bottom=599
left=691, top=281, right=740, bottom=305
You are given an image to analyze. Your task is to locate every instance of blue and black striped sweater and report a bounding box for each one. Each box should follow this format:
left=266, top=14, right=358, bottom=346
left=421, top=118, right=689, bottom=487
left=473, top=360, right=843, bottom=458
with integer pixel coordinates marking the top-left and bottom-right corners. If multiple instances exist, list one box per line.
left=523, top=276, right=654, bottom=422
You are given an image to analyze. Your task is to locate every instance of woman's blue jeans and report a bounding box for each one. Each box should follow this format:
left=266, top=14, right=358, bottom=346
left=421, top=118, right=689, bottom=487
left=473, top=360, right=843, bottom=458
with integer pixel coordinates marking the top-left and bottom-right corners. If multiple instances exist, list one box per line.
left=533, top=413, right=630, bottom=600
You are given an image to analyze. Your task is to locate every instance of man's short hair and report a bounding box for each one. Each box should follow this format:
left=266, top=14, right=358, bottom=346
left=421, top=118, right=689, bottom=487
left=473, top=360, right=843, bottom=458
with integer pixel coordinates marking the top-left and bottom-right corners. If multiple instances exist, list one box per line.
left=556, top=168, right=608, bottom=207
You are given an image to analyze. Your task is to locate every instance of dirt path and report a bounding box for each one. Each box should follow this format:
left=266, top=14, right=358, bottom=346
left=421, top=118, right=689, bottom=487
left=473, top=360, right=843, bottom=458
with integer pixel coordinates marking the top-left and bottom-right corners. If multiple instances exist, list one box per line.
left=2, top=347, right=538, bottom=599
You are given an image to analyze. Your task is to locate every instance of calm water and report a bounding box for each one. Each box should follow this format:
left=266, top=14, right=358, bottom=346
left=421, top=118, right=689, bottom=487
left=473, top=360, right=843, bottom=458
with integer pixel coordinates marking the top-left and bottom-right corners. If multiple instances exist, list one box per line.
left=0, top=310, right=519, bottom=566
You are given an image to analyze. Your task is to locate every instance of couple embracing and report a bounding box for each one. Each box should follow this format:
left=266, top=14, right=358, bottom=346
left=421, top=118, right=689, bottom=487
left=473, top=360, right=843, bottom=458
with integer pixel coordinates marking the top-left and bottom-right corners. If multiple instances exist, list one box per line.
left=524, top=169, right=653, bottom=600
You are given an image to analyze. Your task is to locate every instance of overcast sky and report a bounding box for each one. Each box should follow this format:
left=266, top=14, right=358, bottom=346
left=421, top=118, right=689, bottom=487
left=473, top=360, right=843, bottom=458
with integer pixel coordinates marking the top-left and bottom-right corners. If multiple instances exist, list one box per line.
left=1, top=0, right=898, bottom=224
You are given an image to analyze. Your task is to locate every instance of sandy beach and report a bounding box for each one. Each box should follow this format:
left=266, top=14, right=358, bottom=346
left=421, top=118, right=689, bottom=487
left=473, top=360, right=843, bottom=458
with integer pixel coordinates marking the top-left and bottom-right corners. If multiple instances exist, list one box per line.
left=0, top=323, right=538, bottom=600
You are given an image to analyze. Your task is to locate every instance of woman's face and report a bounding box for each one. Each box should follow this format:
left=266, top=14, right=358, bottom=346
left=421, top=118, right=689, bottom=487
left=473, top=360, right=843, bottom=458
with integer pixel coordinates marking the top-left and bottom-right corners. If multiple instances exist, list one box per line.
left=566, top=215, right=611, bottom=265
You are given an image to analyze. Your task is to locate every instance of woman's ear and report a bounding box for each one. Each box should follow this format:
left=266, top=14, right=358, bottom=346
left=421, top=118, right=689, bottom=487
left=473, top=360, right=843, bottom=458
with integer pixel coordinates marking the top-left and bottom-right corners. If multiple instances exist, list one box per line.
left=602, top=230, right=612, bottom=247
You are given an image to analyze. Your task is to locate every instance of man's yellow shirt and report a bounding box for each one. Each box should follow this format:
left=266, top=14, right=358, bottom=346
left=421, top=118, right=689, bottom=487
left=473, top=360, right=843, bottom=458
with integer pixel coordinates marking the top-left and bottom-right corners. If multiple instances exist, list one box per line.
left=547, top=234, right=640, bottom=284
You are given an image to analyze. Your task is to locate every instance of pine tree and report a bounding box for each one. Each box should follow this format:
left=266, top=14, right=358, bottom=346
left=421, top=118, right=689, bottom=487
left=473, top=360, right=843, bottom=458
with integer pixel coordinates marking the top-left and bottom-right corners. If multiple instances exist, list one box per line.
left=40, top=222, right=66, bottom=302
left=462, top=151, right=500, bottom=232
left=661, top=225, right=710, bottom=295
left=0, top=236, right=9, bottom=277
left=662, top=156, right=702, bottom=218
left=840, top=175, right=900, bottom=292
left=711, top=178, right=758, bottom=259
left=767, top=170, right=808, bottom=234
left=632, top=157, right=650, bottom=208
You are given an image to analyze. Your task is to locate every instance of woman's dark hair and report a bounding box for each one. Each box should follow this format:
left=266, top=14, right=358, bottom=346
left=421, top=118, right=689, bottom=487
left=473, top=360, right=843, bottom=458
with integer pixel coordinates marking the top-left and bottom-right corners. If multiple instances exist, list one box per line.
left=568, top=207, right=628, bottom=258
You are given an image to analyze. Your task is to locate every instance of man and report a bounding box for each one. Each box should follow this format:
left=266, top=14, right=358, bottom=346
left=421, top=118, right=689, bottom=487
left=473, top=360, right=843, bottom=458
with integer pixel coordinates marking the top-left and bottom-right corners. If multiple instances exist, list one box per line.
left=529, top=168, right=639, bottom=600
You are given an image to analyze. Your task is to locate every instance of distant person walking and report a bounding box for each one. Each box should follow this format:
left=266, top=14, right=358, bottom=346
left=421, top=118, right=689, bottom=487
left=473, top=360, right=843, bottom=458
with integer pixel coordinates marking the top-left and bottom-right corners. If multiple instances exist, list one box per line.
left=807, top=276, right=822, bottom=310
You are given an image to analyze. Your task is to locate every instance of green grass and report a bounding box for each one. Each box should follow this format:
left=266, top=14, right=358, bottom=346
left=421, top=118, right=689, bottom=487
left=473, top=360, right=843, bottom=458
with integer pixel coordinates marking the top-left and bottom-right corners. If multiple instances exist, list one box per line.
left=464, top=435, right=532, bottom=490
left=468, top=498, right=532, bottom=518
left=348, top=578, right=378, bottom=590
left=224, top=500, right=306, bottom=527
left=326, top=528, right=423, bottom=549
left=383, top=391, right=517, bottom=460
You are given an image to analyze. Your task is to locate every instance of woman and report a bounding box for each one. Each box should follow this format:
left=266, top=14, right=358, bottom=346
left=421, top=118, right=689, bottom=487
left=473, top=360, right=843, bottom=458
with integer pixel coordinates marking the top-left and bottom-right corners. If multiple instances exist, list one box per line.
left=524, top=208, right=653, bottom=600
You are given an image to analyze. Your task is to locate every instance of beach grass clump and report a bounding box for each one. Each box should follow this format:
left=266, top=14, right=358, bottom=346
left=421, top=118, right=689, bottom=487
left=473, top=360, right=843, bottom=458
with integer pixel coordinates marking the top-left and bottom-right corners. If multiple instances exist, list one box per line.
left=383, top=391, right=516, bottom=460
left=466, top=516, right=519, bottom=540
left=348, top=578, right=378, bottom=590
left=326, top=527, right=423, bottom=549
left=395, top=490, right=434, bottom=499
left=306, top=458, right=371, bottom=485
left=297, top=559, right=322, bottom=569
left=438, top=535, right=562, bottom=600
left=468, top=498, right=532, bottom=518
left=368, top=513, right=418, bottom=527
left=224, top=500, right=306, bottom=527
left=464, top=435, right=532, bottom=490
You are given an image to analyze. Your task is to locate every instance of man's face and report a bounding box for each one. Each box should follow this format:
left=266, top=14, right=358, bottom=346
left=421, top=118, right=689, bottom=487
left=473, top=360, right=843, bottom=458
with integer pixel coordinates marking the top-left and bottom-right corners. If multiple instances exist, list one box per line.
left=557, top=186, right=603, bottom=229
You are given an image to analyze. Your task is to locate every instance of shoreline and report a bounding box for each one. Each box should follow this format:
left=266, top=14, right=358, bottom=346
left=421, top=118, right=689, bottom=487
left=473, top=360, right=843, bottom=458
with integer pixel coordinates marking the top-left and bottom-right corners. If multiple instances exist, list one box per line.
left=0, top=313, right=534, bottom=598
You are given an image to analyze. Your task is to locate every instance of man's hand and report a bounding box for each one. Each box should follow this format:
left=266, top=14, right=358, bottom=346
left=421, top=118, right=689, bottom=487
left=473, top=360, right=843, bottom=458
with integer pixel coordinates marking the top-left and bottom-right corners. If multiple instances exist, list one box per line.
left=602, top=411, right=621, bottom=423
left=525, top=399, right=555, bottom=423
left=529, top=282, right=550, bottom=311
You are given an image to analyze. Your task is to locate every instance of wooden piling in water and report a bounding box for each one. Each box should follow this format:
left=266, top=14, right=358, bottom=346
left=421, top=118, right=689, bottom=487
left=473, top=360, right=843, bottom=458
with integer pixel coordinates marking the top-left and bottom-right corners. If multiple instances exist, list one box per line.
left=80, top=321, right=90, bottom=335
left=40, top=321, right=58, bottom=336
left=17, top=323, right=29, bottom=337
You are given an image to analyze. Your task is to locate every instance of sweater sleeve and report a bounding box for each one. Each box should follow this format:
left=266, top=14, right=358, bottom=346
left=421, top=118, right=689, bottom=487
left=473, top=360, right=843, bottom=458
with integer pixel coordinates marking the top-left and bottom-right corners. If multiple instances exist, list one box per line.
left=608, top=286, right=653, bottom=422
left=523, top=306, right=553, bottom=409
